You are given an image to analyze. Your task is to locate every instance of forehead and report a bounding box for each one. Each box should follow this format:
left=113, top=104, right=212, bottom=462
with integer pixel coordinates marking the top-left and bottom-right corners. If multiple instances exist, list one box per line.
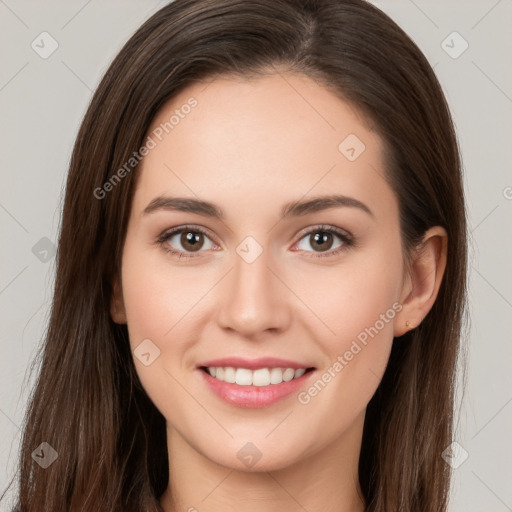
left=132, top=73, right=396, bottom=222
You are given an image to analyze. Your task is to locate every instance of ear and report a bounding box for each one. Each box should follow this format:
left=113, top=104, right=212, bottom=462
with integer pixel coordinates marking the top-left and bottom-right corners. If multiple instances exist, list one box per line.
left=110, top=275, right=127, bottom=324
left=394, top=226, right=448, bottom=336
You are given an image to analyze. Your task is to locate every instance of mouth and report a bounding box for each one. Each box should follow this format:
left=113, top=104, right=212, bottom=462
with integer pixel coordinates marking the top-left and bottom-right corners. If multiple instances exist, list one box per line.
left=196, top=357, right=317, bottom=408
left=199, top=365, right=315, bottom=386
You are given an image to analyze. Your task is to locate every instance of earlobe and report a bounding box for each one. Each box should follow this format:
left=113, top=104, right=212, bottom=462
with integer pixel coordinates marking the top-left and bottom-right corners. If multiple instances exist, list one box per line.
left=110, top=277, right=127, bottom=324
left=394, top=226, right=448, bottom=337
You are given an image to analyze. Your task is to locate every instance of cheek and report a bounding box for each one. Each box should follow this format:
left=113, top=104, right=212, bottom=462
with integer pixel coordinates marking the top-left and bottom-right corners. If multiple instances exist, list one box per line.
left=326, top=264, right=400, bottom=345
left=294, top=242, right=403, bottom=343
left=121, top=246, right=208, bottom=350
left=120, top=245, right=224, bottom=407
left=291, top=244, right=402, bottom=405
left=122, top=273, right=176, bottom=349
left=120, top=250, right=209, bottom=417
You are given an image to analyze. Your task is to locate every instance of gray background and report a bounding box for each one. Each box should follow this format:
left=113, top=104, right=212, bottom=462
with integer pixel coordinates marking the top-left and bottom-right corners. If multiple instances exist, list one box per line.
left=1, top=1, right=511, bottom=510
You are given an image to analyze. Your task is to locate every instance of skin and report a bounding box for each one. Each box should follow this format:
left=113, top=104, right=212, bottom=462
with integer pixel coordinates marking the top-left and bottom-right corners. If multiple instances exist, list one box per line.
left=111, top=71, right=447, bottom=512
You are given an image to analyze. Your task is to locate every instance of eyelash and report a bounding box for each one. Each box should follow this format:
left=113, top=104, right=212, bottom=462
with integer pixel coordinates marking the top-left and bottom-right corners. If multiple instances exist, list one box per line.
left=156, top=224, right=355, bottom=260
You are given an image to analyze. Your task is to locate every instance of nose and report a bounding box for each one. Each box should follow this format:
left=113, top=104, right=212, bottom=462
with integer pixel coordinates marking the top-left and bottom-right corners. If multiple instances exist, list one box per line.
left=215, top=246, right=292, bottom=339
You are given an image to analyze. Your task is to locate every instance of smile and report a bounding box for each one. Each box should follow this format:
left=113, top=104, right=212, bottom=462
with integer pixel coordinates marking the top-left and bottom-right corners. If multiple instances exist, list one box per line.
left=201, top=366, right=311, bottom=386
left=198, top=365, right=316, bottom=408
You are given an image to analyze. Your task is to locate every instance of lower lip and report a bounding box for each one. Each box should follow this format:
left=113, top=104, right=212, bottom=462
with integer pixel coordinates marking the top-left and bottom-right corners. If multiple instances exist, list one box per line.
left=199, top=369, right=315, bottom=408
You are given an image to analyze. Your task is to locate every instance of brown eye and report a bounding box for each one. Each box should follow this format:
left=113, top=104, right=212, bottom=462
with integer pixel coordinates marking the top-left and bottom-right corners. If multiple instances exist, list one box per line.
left=309, top=232, right=335, bottom=252
left=159, top=226, right=216, bottom=256
left=180, top=231, right=205, bottom=252
left=294, top=225, right=353, bottom=258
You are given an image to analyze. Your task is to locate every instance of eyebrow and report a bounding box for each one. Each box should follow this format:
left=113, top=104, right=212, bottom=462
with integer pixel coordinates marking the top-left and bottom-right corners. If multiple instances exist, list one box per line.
left=142, top=194, right=374, bottom=219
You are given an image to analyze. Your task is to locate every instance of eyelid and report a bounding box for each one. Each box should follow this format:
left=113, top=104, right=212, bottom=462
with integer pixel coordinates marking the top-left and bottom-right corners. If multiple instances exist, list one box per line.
left=294, top=223, right=353, bottom=242
left=158, top=223, right=217, bottom=238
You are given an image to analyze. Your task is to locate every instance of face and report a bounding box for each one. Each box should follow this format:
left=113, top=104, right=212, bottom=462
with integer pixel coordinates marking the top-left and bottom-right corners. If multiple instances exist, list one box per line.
left=113, top=72, right=409, bottom=471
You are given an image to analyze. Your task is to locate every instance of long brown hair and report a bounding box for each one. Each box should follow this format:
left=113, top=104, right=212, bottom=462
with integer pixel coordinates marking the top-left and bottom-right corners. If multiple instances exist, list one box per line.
left=4, top=0, right=468, bottom=510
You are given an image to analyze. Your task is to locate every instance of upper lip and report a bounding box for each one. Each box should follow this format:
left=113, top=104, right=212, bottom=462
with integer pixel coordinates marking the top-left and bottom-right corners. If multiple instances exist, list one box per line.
left=197, top=357, right=315, bottom=370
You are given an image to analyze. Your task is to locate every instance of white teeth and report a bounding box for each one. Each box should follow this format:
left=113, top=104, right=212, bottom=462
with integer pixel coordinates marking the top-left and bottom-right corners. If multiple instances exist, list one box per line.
left=252, top=368, right=270, bottom=386
left=224, top=367, right=236, bottom=383
left=205, top=366, right=309, bottom=386
left=282, top=368, right=295, bottom=382
left=235, top=368, right=253, bottom=386
left=269, top=368, right=283, bottom=384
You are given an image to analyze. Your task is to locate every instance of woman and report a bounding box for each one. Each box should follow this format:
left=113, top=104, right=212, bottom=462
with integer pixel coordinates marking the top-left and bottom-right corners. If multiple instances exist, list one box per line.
left=6, top=0, right=468, bottom=510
